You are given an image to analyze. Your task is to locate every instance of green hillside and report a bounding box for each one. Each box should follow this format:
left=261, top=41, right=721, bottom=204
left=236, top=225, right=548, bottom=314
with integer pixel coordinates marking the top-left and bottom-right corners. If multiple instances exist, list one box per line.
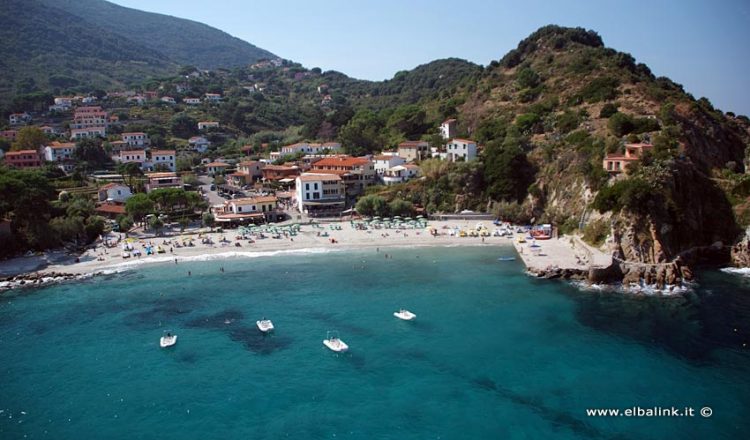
left=0, top=0, right=175, bottom=101
left=38, top=0, right=277, bottom=69
left=0, top=0, right=277, bottom=106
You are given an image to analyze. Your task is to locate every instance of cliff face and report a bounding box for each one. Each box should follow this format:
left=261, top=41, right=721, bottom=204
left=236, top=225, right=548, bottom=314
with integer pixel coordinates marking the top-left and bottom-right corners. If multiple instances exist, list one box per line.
left=731, top=228, right=750, bottom=267
left=455, top=26, right=750, bottom=283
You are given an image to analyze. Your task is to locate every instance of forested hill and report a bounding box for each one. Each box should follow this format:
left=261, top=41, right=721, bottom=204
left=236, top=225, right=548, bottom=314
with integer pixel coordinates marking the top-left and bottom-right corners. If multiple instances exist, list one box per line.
left=0, top=0, right=277, bottom=104
left=38, top=0, right=276, bottom=69
left=0, top=0, right=174, bottom=101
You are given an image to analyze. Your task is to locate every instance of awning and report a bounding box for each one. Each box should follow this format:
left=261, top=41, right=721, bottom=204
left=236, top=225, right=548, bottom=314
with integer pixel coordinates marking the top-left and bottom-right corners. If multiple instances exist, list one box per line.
left=279, top=178, right=295, bottom=183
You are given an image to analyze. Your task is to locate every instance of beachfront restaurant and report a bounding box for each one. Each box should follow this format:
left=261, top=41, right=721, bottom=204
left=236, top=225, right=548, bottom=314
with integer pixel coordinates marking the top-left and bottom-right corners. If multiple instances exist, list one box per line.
left=213, top=196, right=285, bottom=225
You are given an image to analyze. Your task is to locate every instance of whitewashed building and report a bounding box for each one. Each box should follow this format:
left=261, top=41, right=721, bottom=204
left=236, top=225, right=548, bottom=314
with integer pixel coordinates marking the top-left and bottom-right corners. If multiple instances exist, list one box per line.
left=383, top=164, right=421, bottom=185
left=44, top=142, right=76, bottom=162
left=198, top=121, right=220, bottom=130
left=440, top=118, right=457, bottom=139
left=280, top=142, right=342, bottom=156
left=373, top=154, right=406, bottom=178
left=117, top=150, right=147, bottom=166
left=295, top=173, right=345, bottom=216
left=189, top=136, right=211, bottom=152
left=122, top=132, right=150, bottom=147
left=98, top=183, right=132, bottom=203
left=70, top=127, right=106, bottom=140
left=149, top=150, right=176, bottom=172
left=445, top=138, right=477, bottom=162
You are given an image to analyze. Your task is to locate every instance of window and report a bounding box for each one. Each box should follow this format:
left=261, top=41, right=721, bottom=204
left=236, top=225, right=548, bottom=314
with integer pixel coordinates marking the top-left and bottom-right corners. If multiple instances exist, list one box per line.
left=314, top=183, right=319, bottom=190
left=237, top=206, right=242, bottom=212
left=305, top=183, right=310, bottom=190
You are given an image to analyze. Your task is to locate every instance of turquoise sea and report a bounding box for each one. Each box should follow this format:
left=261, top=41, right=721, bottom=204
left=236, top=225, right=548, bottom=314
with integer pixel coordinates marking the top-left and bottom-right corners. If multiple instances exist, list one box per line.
left=1, top=246, right=749, bottom=439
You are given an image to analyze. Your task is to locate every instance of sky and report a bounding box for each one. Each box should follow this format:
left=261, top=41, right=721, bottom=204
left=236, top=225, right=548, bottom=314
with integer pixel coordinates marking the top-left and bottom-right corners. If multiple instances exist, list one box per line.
left=110, top=0, right=750, bottom=115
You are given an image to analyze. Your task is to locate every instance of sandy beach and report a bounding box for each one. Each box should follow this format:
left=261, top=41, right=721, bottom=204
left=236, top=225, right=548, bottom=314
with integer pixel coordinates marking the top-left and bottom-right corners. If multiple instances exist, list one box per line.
left=0, top=220, right=521, bottom=282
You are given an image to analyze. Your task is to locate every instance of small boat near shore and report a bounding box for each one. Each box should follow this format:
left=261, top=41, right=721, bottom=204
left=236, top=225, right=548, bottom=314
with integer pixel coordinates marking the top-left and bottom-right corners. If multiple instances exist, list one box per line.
left=256, top=319, right=274, bottom=333
left=160, top=332, right=177, bottom=348
left=323, top=331, right=348, bottom=352
left=497, top=257, right=516, bottom=261
left=393, top=309, right=417, bottom=321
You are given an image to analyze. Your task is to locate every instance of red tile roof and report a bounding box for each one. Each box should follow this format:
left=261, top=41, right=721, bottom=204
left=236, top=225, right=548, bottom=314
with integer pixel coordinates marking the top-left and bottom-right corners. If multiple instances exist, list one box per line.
left=312, top=156, right=369, bottom=167
left=95, top=204, right=126, bottom=214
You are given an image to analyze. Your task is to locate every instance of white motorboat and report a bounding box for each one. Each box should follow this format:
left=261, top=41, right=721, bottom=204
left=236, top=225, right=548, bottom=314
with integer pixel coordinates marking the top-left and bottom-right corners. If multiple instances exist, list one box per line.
left=393, top=309, right=417, bottom=321
left=160, top=333, right=177, bottom=348
left=323, top=331, right=348, bottom=352
left=256, top=319, right=274, bottom=333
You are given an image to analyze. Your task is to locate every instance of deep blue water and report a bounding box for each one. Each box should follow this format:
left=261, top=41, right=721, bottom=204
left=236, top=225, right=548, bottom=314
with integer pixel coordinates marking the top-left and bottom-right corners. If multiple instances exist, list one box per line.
left=1, top=246, right=749, bottom=439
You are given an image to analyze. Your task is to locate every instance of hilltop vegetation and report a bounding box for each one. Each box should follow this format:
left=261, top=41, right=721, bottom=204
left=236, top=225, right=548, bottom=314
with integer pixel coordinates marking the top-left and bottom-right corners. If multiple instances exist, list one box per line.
left=38, top=0, right=275, bottom=69
left=0, top=0, right=276, bottom=107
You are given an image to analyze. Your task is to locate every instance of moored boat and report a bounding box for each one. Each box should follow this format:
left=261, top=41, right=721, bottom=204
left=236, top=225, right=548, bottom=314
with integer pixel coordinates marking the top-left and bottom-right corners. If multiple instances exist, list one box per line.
left=256, top=319, right=274, bottom=333
left=160, top=332, right=177, bottom=348
left=393, top=309, right=417, bottom=320
left=323, top=331, right=348, bottom=352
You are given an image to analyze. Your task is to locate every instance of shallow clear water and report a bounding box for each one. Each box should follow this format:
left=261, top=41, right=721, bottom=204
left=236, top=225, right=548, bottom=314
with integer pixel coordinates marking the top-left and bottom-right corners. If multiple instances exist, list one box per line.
left=1, top=246, right=749, bottom=439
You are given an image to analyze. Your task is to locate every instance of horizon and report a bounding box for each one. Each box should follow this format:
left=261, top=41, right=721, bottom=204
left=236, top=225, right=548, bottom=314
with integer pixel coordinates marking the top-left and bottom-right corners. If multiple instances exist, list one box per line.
left=108, top=0, right=750, bottom=116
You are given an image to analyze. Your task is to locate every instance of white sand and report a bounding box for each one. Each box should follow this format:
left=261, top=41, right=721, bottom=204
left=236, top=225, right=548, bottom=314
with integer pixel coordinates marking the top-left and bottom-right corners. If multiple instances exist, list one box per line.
left=30, top=220, right=515, bottom=276
left=512, top=235, right=612, bottom=273
left=0, top=220, right=616, bottom=282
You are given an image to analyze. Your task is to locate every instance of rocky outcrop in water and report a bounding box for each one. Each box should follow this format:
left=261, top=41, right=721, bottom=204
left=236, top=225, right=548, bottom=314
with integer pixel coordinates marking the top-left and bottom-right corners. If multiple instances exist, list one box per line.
left=0, top=271, right=81, bottom=291
left=731, top=228, right=750, bottom=267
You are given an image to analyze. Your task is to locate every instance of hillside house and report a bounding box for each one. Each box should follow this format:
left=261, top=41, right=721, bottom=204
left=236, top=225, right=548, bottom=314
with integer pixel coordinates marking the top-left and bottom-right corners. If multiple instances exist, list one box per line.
left=204, top=93, right=222, bottom=103
left=149, top=150, right=176, bottom=172
left=4, top=150, right=41, bottom=168
left=44, top=142, right=76, bottom=162
left=122, top=132, right=150, bottom=148
left=70, top=127, right=106, bottom=140
left=98, top=183, right=132, bottom=203
left=397, top=141, right=430, bottom=162
left=445, top=139, right=477, bottom=162
left=117, top=150, right=147, bottom=167
left=383, top=164, right=421, bottom=185
left=9, top=113, right=31, bottom=126
left=602, top=143, right=654, bottom=174
left=144, top=172, right=183, bottom=192
left=205, top=161, right=229, bottom=175
left=189, top=136, right=211, bottom=153
left=71, top=106, right=108, bottom=130
left=198, top=121, right=220, bottom=130
left=440, top=118, right=457, bottom=139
